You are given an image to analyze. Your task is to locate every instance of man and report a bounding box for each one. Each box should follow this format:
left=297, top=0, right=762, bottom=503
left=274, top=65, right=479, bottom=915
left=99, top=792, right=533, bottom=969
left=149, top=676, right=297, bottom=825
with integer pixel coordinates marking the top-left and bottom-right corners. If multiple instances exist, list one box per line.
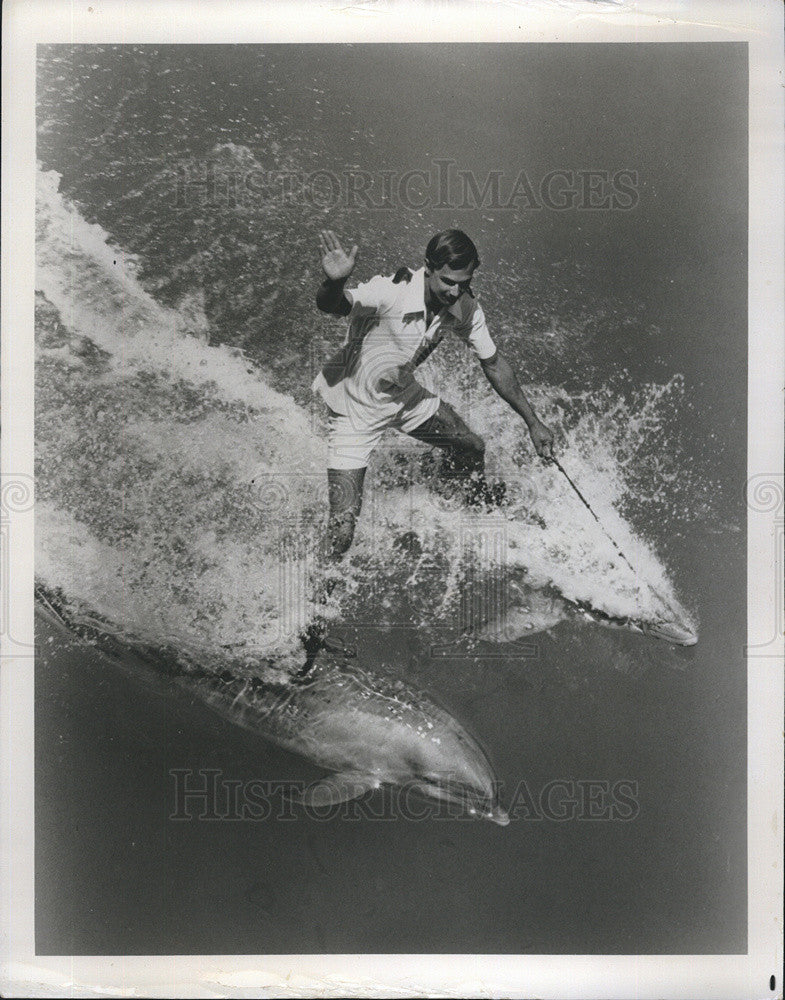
left=313, top=228, right=555, bottom=561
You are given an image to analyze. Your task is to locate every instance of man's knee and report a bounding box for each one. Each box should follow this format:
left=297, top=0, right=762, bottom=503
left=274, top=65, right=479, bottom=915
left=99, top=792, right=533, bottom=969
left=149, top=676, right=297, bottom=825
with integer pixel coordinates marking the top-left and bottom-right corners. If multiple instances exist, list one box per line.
left=466, top=432, right=485, bottom=459
left=441, top=406, right=484, bottom=460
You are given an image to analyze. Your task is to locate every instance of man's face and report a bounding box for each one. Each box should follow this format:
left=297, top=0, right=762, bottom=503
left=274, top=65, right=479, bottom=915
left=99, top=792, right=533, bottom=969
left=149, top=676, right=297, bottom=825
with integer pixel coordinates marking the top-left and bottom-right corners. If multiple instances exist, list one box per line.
left=424, top=262, right=475, bottom=309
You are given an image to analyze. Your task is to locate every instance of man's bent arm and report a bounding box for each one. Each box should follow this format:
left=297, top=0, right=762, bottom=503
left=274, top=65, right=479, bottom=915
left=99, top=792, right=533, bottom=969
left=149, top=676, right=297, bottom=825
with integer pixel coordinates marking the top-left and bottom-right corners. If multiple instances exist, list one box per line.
left=316, top=277, right=352, bottom=316
left=480, top=350, right=555, bottom=457
left=481, top=351, right=539, bottom=426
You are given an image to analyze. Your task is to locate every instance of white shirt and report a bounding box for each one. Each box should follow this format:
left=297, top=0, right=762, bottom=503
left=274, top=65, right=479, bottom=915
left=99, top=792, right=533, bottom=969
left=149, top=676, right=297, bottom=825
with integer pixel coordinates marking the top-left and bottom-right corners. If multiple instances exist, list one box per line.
left=312, top=266, right=496, bottom=429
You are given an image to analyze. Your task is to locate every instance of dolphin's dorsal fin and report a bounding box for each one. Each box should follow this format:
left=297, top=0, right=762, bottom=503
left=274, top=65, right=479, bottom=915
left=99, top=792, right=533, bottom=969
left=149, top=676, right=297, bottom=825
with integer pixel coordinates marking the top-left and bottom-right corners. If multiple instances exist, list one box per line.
left=294, top=772, right=380, bottom=808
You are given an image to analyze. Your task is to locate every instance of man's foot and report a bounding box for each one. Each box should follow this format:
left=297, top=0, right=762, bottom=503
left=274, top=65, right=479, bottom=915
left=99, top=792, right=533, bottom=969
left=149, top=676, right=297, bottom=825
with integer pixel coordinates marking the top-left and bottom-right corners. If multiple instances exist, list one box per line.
left=463, top=476, right=507, bottom=510
left=298, top=617, right=357, bottom=675
left=299, top=618, right=327, bottom=672
left=393, top=530, right=423, bottom=556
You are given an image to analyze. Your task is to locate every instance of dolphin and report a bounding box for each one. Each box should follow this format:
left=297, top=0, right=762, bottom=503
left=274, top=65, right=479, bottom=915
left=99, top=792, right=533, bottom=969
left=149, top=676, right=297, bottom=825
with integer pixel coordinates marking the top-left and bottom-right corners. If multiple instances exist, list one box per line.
left=472, top=579, right=698, bottom=647
left=35, top=586, right=508, bottom=824
left=180, top=658, right=511, bottom=826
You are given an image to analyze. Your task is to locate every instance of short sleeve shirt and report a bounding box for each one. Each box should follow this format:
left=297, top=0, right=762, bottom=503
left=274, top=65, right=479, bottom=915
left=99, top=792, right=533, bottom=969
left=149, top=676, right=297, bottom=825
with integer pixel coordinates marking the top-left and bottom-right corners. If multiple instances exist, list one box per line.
left=312, top=266, right=496, bottom=428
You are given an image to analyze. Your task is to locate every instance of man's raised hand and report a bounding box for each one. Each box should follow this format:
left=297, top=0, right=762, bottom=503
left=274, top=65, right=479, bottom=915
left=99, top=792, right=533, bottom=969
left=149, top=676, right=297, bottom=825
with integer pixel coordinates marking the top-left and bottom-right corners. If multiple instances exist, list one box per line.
left=319, top=230, right=358, bottom=282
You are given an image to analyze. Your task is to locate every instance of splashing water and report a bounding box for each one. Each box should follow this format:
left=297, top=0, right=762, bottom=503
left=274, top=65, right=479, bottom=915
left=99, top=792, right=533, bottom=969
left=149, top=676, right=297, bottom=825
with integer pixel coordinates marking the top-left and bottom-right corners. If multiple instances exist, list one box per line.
left=36, top=168, right=330, bottom=676
left=358, top=357, right=697, bottom=639
left=35, top=169, right=696, bottom=679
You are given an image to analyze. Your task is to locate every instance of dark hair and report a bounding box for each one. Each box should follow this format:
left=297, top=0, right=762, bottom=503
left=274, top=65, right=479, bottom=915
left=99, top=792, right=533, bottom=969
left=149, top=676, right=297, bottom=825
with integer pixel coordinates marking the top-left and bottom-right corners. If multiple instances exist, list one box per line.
left=425, top=229, right=480, bottom=272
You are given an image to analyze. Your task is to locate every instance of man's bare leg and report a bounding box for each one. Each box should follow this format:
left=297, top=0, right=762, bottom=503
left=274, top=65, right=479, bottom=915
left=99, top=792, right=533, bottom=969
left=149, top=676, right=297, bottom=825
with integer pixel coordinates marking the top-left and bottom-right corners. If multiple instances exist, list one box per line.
left=300, top=466, right=366, bottom=669
left=406, top=400, right=506, bottom=506
left=326, top=466, right=367, bottom=560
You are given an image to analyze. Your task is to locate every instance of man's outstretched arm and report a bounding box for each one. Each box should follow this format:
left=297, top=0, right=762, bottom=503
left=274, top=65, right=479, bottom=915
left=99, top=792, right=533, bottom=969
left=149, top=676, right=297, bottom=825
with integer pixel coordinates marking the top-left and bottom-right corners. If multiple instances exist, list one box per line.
left=480, top=350, right=555, bottom=459
left=316, top=230, right=356, bottom=316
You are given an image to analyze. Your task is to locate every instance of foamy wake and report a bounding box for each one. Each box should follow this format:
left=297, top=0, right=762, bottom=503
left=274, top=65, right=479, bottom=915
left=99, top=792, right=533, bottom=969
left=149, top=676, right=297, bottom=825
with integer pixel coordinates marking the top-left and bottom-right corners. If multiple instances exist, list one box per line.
left=35, top=168, right=695, bottom=676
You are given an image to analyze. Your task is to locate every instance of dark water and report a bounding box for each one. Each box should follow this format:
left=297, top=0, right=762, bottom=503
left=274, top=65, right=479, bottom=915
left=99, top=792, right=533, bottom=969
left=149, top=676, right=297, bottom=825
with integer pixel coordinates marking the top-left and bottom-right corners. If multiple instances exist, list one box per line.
left=35, top=43, right=746, bottom=954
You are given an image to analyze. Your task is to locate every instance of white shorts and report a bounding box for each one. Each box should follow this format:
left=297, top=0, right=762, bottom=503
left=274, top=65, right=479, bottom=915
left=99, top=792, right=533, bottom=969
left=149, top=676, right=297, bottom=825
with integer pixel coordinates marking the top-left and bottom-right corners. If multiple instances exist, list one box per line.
left=326, top=396, right=441, bottom=470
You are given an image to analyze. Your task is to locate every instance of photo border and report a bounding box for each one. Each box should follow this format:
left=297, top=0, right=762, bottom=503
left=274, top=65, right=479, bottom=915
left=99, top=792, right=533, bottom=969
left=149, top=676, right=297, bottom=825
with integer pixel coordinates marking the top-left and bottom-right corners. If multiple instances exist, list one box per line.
left=2, top=1, right=782, bottom=996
